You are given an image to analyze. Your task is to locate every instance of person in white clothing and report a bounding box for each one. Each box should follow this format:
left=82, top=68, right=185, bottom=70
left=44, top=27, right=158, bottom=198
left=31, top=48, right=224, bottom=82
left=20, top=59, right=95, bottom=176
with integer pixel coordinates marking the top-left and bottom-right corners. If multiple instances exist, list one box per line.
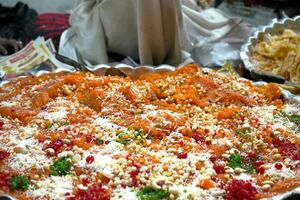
left=59, top=0, right=242, bottom=66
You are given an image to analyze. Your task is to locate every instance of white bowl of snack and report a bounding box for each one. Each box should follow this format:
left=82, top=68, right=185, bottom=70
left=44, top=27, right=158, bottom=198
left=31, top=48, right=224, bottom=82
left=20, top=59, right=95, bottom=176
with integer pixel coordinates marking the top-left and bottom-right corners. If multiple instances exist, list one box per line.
left=241, top=16, right=300, bottom=91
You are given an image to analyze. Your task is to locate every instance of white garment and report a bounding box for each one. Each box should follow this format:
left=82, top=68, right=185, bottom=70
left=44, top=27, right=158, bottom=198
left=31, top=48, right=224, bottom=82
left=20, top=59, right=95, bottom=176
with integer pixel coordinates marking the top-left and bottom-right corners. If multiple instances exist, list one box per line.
left=59, top=0, right=242, bottom=66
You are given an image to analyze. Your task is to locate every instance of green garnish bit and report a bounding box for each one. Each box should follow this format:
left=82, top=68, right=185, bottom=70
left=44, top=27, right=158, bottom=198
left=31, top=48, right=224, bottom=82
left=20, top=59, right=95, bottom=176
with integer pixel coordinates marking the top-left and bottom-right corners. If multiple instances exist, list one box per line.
left=105, top=96, right=111, bottom=101
left=50, top=157, right=71, bottom=176
left=278, top=111, right=300, bottom=124
left=134, top=129, right=145, bottom=138
left=228, top=154, right=243, bottom=169
left=33, top=184, right=39, bottom=189
left=137, top=187, right=169, bottom=200
left=146, top=135, right=152, bottom=139
left=63, top=121, right=70, bottom=126
left=46, top=123, right=53, bottom=129
left=95, top=138, right=105, bottom=145
left=289, top=115, right=300, bottom=124
left=242, top=163, right=255, bottom=173
left=9, top=176, right=30, bottom=191
left=228, top=154, right=255, bottom=173
left=155, top=124, right=161, bottom=128
left=115, top=132, right=130, bottom=145
left=235, top=127, right=251, bottom=137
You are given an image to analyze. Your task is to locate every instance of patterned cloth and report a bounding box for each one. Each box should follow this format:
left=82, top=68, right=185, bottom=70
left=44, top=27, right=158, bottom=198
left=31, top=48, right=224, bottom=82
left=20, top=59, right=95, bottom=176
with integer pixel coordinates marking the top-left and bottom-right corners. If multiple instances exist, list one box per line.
left=25, top=13, right=70, bottom=50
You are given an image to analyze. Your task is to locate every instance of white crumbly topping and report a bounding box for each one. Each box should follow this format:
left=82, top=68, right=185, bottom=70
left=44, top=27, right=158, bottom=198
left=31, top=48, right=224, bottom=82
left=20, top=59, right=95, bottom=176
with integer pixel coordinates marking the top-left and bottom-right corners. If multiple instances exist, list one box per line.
left=283, top=104, right=300, bottom=115
left=111, top=188, right=138, bottom=200
left=27, top=175, right=74, bottom=200
left=211, top=138, right=232, bottom=146
left=76, top=150, right=117, bottom=178
left=102, top=141, right=126, bottom=155
left=6, top=136, right=52, bottom=173
left=234, top=173, right=254, bottom=181
left=8, top=153, right=51, bottom=173
left=19, top=125, right=39, bottom=139
left=251, top=105, right=276, bottom=124
left=266, top=163, right=295, bottom=179
left=0, top=100, right=18, bottom=107
left=169, top=185, right=224, bottom=200
left=37, top=108, right=68, bottom=121
left=93, top=117, right=121, bottom=130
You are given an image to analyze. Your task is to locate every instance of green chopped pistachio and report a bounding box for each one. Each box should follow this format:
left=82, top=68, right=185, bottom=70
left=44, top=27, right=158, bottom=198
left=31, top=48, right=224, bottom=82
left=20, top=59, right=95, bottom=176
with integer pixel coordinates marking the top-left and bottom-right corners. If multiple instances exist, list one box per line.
left=95, top=138, right=105, bottom=145
left=235, top=127, right=251, bottom=137
left=9, top=176, right=30, bottom=191
left=50, top=157, right=71, bottom=176
left=228, top=154, right=243, bottom=169
left=137, top=187, right=169, bottom=200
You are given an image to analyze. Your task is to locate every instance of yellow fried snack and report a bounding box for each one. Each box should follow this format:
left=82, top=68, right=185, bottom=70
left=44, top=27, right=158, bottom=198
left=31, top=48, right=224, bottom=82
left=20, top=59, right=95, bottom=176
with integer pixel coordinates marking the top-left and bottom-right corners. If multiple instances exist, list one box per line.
left=251, top=29, right=300, bottom=83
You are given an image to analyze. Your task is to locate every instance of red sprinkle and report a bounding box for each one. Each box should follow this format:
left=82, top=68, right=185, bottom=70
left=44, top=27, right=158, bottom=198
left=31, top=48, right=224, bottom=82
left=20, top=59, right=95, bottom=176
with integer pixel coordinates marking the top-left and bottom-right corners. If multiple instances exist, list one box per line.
left=82, top=178, right=90, bottom=186
left=247, top=152, right=256, bottom=159
left=210, top=156, right=218, bottom=163
left=275, top=163, right=283, bottom=170
left=225, top=179, right=257, bottom=200
left=272, top=137, right=300, bottom=161
left=192, top=134, right=204, bottom=143
left=256, top=167, right=265, bottom=174
left=86, top=135, right=95, bottom=143
left=254, top=161, right=263, bottom=168
left=0, top=120, right=4, bottom=129
left=86, top=155, right=95, bottom=164
left=130, top=163, right=141, bottom=187
left=177, top=152, right=188, bottom=159
left=65, top=192, right=71, bottom=196
left=74, top=183, right=110, bottom=200
left=44, top=139, right=64, bottom=155
left=64, top=127, right=71, bottom=133
left=0, top=151, right=10, bottom=160
left=255, top=161, right=265, bottom=174
left=213, top=164, right=225, bottom=174
left=0, top=172, right=10, bottom=188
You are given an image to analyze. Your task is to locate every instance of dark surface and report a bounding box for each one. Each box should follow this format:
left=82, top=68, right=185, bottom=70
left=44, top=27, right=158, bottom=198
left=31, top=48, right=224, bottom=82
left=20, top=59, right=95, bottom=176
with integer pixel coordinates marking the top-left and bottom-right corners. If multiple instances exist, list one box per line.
left=283, top=193, right=300, bottom=200
left=0, top=2, right=37, bottom=42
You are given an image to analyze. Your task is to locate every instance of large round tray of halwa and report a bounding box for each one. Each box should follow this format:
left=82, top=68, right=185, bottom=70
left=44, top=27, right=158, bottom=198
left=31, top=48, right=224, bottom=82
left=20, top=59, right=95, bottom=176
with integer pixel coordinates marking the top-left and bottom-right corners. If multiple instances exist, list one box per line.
left=0, top=64, right=299, bottom=200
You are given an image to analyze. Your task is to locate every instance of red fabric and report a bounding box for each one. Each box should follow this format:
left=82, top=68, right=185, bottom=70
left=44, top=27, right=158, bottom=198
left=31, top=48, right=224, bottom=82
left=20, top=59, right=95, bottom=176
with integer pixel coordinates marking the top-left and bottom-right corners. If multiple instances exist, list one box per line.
left=25, top=13, right=70, bottom=50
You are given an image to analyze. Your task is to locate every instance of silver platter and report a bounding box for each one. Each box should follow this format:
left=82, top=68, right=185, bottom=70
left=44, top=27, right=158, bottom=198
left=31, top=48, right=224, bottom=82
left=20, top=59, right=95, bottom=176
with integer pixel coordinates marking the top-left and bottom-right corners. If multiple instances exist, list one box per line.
left=0, top=64, right=300, bottom=200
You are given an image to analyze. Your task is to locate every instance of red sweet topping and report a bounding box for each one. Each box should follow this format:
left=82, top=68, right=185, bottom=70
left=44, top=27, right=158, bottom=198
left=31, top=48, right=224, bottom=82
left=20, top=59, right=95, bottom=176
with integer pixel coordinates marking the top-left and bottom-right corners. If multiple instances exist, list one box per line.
left=74, top=183, right=110, bottom=200
left=82, top=178, right=90, bottom=186
left=210, top=156, right=218, bottom=163
left=0, top=150, right=10, bottom=160
left=0, top=120, right=4, bottom=129
left=275, top=163, right=283, bottom=170
left=86, top=155, right=95, bottom=164
left=256, top=167, right=265, bottom=174
left=64, top=127, right=71, bottom=133
left=44, top=139, right=64, bottom=155
left=130, top=163, right=141, bottom=187
left=192, top=134, right=205, bottom=143
left=0, top=172, right=10, bottom=188
left=254, top=161, right=263, bottom=168
left=86, top=135, right=95, bottom=143
left=255, top=161, right=265, bottom=174
left=272, top=138, right=300, bottom=161
left=247, top=152, right=256, bottom=159
left=213, top=164, right=225, bottom=174
left=177, top=152, right=188, bottom=159
left=65, top=192, right=71, bottom=196
left=225, top=179, right=257, bottom=200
